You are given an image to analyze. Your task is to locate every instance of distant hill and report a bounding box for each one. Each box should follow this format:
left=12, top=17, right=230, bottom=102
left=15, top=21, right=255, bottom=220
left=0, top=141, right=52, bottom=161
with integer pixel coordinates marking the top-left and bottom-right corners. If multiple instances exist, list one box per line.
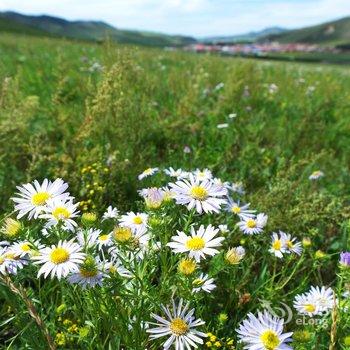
left=0, top=11, right=196, bottom=47
left=262, top=17, right=350, bottom=47
left=201, top=27, right=287, bottom=44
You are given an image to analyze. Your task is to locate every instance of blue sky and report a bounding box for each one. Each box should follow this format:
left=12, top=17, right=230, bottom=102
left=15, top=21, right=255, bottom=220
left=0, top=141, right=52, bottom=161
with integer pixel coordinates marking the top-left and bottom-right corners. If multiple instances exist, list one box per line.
left=0, top=0, right=349, bottom=37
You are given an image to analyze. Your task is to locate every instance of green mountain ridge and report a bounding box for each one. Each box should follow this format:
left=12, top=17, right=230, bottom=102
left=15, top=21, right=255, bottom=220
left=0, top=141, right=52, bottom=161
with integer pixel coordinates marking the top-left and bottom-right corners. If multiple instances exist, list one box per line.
left=262, top=16, right=350, bottom=47
left=201, top=27, right=287, bottom=44
left=0, top=11, right=196, bottom=47
left=0, top=11, right=350, bottom=47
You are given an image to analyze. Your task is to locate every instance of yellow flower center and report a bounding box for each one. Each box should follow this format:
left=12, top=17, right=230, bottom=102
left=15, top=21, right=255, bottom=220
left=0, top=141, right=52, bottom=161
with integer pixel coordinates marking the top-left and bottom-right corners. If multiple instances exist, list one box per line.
left=193, top=278, right=204, bottom=287
left=4, top=253, right=17, bottom=260
left=0, top=256, right=4, bottom=264
left=190, top=186, right=208, bottom=200
left=304, top=304, right=316, bottom=313
left=178, top=259, right=196, bottom=275
left=98, top=234, right=109, bottom=242
left=143, top=168, right=153, bottom=175
left=32, top=192, right=51, bottom=206
left=286, top=240, right=294, bottom=249
left=186, top=236, right=205, bottom=251
left=170, top=318, right=189, bottom=336
left=272, top=240, right=282, bottom=251
left=113, top=227, right=132, bottom=242
left=80, top=267, right=98, bottom=278
left=260, top=330, right=280, bottom=350
left=50, top=247, right=70, bottom=264
left=21, top=243, right=31, bottom=252
left=133, top=216, right=143, bottom=225
left=231, top=206, right=241, bottom=214
left=52, top=207, right=70, bottom=220
left=246, top=219, right=256, bottom=228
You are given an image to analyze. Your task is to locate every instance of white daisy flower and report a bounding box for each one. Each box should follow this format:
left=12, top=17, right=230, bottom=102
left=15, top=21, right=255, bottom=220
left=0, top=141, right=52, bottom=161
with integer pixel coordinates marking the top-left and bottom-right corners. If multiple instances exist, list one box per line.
left=40, top=198, right=79, bottom=231
left=33, top=239, right=85, bottom=280
left=228, top=181, right=245, bottom=195
left=279, top=232, right=302, bottom=255
left=237, top=213, right=268, bottom=235
left=218, top=224, right=229, bottom=233
left=167, top=225, right=224, bottom=262
left=139, top=187, right=165, bottom=208
left=12, top=178, right=69, bottom=219
left=109, top=226, right=151, bottom=260
left=193, top=168, right=212, bottom=181
left=9, top=240, right=44, bottom=258
left=147, top=299, right=206, bottom=349
left=309, top=170, right=324, bottom=180
left=76, top=228, right=101, bottom=248
left=269, top=232, right=287, bottom=259
left=307, top=286, right=335, bottom=313
left=226, top=199, right=255, bottom=219
left=293, top=293, right=321, bottom=316
left=0, top=246, right=28, bottom=275
left=138, top=167, right=159, bottom=180
left=169, top=174, right=227, bottom=214
left=107, top=256, right=133, bottom=278
left=164, top=167, right=188, bottom=179
left=96, top=233, right=113, bottom=249
left=212, top=178, right=230, bottom=192
left=68, top=256, right=107, bottom=289
left=236, top=310, right=293, bottom=350
left=225, top=246, right=246, bottom=265
left=192, top=273, right=216, bottom=293
left=102, top=206, right=119, bottom=221
left=268, top=83, right=278, bottom=94
left=119, top=212, right=148, bottom=234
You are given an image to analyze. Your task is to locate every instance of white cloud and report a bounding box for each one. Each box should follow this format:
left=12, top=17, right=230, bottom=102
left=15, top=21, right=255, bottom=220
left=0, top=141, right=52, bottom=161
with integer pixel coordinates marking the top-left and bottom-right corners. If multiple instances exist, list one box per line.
left=0, top=0, right=349, bottom=36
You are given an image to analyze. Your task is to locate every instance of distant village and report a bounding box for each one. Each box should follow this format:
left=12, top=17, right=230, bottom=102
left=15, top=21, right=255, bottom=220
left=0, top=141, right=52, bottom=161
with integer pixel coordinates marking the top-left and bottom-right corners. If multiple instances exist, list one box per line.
left=183, top=42, right=341, bottom=56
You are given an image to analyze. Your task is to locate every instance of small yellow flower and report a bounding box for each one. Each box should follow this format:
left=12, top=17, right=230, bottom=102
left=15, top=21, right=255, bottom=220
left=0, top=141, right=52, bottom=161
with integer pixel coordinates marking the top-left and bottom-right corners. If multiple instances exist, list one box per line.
left=302, top=237, right=311, bottom=247
left=55, top=332, right=66, bottom=346
left=81, top=212, right=97, bottom=226
left=178, top=258, right=196, bottom=275
left=214, top=341, right=221, bottom=347
left=205, top=341, right=212, bottom=347
left=63, top=319, right=72, bottom=327
left=1, top=218, right=21, bottom=238
left=68, top=324, right=79, bottom=333
left=113, top=226, right=132, bottom=243
left=293, top=330, right=312, bottom=343
left=315, top=250, right=326, bottom=259
left=210, top=335, right=217, bottom=342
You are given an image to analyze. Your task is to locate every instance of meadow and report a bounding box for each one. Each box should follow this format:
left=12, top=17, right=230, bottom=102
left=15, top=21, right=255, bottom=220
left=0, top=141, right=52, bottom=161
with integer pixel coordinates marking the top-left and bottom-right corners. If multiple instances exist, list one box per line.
left=0, top=33, right=349, bottom=349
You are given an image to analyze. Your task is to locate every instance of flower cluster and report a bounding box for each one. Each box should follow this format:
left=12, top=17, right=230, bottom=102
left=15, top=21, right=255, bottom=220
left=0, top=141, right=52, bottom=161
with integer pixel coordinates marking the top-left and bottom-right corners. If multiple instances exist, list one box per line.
left=0, top=164, right=344, bottom=350
left=293, top=286, right=335, bottom=316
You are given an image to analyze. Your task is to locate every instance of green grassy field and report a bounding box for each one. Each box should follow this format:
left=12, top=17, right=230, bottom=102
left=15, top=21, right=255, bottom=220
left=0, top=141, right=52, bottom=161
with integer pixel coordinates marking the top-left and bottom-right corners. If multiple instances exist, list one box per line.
left=0, top=33, right=349, bottom=349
